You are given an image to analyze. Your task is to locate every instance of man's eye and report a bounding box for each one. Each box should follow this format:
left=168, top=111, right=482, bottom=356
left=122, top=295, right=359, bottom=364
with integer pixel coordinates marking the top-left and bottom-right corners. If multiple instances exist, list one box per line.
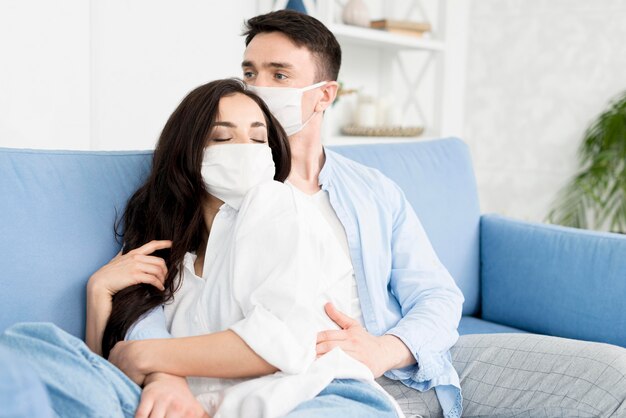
left=243, top=71, right=255, bottom=79
left=275, top=73, right=287, bottom=80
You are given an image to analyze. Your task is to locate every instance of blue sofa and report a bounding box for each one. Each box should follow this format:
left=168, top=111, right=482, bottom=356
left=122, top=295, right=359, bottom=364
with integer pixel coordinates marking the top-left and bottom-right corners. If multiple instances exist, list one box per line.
left=2, top=138, right=626, bottom=411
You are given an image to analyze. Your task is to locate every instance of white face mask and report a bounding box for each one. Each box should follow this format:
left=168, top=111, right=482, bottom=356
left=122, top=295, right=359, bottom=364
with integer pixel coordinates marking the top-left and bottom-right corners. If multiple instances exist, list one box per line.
left=201, top=144, right=275, bottom=210
left=247, top=81, right=327, bottom=136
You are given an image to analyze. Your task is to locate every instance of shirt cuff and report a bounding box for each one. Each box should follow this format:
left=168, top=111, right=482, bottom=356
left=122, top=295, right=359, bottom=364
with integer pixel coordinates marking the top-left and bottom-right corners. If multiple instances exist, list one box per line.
left=125, top=306, right=172, bottom=341
left=229, top=305, right=315, bottom=375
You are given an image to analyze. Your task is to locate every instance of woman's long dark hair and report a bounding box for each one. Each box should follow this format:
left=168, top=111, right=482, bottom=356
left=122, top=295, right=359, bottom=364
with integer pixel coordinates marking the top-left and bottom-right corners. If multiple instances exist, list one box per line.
left=101, top=79, right=291, bottom=358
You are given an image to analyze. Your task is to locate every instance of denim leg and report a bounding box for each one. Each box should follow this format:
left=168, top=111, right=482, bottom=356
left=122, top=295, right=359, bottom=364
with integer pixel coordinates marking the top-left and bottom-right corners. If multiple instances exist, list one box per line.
left=285, top=379, right=399, bottom=418
left=0, top=322, right=141, bottom=418
left=0, top=345, right=54, bottom=418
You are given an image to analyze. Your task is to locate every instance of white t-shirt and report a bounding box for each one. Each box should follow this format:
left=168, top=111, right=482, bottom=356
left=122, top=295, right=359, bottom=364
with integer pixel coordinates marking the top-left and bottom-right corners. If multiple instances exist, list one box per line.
left=286, top=181, right=365, bottom=326
left=161, top=181, right=402, bottom=418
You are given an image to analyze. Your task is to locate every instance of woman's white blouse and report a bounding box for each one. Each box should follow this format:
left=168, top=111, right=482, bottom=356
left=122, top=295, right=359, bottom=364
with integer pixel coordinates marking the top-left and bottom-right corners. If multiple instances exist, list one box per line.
left=161, top=181, right=401, bottom=418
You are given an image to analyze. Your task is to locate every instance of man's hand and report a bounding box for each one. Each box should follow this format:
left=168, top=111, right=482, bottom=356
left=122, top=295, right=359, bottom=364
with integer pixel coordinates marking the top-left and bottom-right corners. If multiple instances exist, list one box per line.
left=109, top=340, right=149, bottom=386
left=135, top=372, right=210, bottom=418
left=316, top=303, right=414, bottom=378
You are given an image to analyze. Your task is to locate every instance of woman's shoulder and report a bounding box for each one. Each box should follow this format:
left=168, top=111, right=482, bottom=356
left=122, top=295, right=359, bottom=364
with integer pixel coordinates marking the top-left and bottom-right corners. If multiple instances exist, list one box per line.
left=237, top=180, right=297, bottom=225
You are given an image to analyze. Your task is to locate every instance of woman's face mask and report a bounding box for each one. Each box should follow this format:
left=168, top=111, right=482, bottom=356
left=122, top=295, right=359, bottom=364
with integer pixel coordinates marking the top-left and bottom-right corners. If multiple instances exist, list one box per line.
left=247, top=81, right=327, bottom=136
left=201, top=144, right=275, bottom=210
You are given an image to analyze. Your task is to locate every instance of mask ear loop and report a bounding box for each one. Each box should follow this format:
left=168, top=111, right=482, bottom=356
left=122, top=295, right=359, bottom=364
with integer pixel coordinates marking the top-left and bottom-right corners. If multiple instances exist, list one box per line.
left=300, top=80, right=329, bottom=92
left=300, top=81, right=328, bottom=130
left=299, top=81, right=329, bottom=130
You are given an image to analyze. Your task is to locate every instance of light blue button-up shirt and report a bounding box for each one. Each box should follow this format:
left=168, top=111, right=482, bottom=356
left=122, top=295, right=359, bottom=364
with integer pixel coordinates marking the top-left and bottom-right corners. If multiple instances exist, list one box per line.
left=318, top=149, right=464, bottom=418
left=127, top=147, right=464, bottom=418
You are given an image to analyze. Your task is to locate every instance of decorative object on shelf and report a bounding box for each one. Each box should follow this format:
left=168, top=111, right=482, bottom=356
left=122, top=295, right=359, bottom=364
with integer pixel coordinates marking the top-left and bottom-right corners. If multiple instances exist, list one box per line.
left=370, top=19, right=432, bottom=38
left=285, top=0, right=308, bottom=14
left=355, top=95, right=378, bottom=127
left=341, top=0, right=370, bottom=28
left=341, top=125, right=424, bottom=137
left=547, top=90, right=626, bottom=234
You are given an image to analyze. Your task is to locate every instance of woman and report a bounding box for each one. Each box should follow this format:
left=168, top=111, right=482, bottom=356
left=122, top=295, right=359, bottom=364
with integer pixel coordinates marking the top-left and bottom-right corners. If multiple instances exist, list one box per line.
left=1, top=79, right=401, bottom=418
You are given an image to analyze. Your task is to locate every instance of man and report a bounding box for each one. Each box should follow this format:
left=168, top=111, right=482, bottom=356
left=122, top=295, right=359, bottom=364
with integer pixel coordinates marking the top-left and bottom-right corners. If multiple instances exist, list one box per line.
left=240, top=9, right=464, bottom=417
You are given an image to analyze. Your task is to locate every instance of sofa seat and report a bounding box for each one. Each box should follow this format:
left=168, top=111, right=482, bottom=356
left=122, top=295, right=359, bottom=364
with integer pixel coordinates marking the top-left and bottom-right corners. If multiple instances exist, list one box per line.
left=458, top=316, right=528, bottom=336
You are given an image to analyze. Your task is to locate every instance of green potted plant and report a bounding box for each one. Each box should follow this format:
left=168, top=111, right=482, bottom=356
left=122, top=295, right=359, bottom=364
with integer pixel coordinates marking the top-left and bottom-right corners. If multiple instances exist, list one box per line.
left=547, top=90, right=626, bottom=234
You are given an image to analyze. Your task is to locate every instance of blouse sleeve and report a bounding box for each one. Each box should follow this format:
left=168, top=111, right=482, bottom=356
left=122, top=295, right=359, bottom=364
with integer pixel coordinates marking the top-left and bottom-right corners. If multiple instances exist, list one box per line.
left=228, top=181, right=321, bottom=375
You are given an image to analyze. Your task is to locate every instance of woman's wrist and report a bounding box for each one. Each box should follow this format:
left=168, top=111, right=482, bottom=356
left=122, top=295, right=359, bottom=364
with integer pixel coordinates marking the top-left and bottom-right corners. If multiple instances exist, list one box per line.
left=87, top=275, right=111, bottom=300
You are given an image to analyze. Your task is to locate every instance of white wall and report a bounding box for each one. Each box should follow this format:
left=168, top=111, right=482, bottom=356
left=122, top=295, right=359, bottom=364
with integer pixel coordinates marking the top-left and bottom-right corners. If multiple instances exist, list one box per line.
left=464, top=0, right=626, bottom=223
left=0, top=0, right=90, bottom=150
left=0, top=0, right=257, bottom=151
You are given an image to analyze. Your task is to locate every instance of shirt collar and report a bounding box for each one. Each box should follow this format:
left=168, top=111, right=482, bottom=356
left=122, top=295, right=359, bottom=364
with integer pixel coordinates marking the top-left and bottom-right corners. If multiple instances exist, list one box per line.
left=319, top=147, right=335, bottom=188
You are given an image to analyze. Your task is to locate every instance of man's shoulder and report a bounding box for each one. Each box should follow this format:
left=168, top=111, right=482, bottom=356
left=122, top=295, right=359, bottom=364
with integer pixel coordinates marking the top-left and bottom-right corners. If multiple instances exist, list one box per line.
left=325, top=149, right=401, bottom=195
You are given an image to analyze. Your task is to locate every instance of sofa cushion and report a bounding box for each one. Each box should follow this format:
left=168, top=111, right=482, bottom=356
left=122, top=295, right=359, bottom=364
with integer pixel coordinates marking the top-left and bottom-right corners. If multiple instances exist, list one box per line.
left=458, top=316, right=528, bottom=336
left=0, top=148, right=152, bottom=338
left=330, top=138, right=481, bottom=315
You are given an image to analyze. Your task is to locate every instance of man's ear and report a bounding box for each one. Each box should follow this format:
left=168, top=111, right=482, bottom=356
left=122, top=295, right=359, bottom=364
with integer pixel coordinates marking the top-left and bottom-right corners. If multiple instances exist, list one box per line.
left=315, top=81, right=339, bottom=113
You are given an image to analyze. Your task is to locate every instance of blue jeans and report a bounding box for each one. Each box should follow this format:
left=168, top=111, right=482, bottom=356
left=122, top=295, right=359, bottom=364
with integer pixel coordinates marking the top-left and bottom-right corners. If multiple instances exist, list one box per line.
left=0, top=323, right=398, bottom=417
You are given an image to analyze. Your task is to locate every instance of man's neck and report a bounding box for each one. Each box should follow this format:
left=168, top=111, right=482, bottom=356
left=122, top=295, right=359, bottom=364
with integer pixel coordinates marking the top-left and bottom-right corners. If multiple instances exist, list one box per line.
left=286, top=126, right=325, bottom=195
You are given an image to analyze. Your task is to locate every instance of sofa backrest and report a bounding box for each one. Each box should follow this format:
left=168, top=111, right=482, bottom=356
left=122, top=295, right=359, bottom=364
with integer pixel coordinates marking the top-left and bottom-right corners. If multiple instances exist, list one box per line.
left=0, top=138, right=480, bottom=338
left=0, top=149, right=152, bottom=338
left=330, top=138, right=481, bottom=316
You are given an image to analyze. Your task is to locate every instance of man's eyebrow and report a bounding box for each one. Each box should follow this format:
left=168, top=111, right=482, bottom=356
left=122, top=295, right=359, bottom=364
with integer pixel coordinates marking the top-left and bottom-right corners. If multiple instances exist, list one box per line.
left=241, top=60, right=293, bottom=70
left=251, top=121, right=266, bottom=128
left=265, top=62, right=293, bottom=69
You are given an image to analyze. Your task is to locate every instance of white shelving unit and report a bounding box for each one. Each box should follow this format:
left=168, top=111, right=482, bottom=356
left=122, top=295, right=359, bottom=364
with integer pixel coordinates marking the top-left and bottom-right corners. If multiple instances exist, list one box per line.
left=256, top=0, right=468, bottom=146
left=328, top=23, right=444, bottom=51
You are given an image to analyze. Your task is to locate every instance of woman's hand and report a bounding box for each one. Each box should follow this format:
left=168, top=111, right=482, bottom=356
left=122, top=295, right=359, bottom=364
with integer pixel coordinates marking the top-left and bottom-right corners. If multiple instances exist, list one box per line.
left=109, top=339, right=150, bottom=385
left=136, top=372, right=210, bottom=418
left=88, top=240, right=172, bottom=298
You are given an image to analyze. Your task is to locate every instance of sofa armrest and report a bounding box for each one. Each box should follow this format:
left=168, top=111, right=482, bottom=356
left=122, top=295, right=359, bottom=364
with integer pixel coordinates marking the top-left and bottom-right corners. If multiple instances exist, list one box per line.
left=480, top=214, right=626, bottom=347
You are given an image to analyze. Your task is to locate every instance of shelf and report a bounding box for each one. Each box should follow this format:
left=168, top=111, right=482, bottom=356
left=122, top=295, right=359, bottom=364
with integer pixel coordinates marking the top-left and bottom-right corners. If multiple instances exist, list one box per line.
left=325, top=133, right=439, bottom=146
left=329, top=23, right=444, bottom=51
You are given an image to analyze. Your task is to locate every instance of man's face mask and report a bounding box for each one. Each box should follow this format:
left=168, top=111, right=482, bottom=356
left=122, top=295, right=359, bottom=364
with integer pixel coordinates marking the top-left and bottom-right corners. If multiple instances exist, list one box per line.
left=247, top=81, right=327, bottom=136
left=201, top=144, right=275, bottom=210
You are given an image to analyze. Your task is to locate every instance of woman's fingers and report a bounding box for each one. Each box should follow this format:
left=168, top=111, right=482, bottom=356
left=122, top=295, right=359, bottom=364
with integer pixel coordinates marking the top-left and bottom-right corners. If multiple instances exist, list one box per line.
left=135, top=396, right=154, bottom=418
left=134, top=261, right=167, bottom=284
left=129, top=240, right=173, bottom=256
left=134, top=273, right=165, bottom=291
left=133, top=255, right=168, bottom=278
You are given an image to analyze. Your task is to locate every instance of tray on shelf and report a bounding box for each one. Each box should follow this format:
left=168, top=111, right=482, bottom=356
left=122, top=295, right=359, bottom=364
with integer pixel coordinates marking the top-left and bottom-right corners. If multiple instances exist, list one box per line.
left=341, top=125, right=424, bottom=137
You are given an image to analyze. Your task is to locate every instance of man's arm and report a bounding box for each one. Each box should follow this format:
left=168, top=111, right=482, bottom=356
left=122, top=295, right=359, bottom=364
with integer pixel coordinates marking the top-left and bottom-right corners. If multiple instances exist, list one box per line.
left=384, top=184, right=464, bottom=365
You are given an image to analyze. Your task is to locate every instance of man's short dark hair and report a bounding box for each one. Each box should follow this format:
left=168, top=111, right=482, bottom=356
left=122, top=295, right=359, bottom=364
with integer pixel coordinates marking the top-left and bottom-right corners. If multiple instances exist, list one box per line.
left=243, top=10, right=342, bottom=81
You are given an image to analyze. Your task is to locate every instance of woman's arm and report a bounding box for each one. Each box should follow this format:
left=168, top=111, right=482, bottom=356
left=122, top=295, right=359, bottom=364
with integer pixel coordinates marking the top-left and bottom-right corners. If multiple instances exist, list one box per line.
left=85, top=281, right=114, bottom=355
left=84, top=240, right=171, bottom=355
left=109, top=330, right=278, bottom=384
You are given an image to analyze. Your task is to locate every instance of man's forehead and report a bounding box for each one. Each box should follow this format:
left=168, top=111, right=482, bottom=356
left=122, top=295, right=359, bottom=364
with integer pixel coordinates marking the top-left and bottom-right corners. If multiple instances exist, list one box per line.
left=243, top=33, right=313, bottom=65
